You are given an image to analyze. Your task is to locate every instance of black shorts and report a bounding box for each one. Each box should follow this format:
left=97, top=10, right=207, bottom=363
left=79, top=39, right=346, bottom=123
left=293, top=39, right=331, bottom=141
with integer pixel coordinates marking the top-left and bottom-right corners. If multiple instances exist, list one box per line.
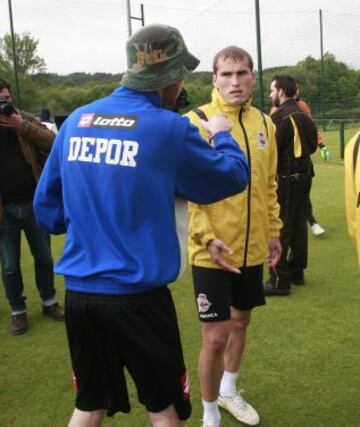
left=192, top=264, right=265, bottom=322
left=65, top=286, right=191, bottom=420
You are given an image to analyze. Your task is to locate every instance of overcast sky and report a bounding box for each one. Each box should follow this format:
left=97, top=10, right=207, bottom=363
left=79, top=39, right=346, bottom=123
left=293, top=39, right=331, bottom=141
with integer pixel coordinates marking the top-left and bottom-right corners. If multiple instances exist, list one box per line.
left=0, top=0, right=359, bottom=75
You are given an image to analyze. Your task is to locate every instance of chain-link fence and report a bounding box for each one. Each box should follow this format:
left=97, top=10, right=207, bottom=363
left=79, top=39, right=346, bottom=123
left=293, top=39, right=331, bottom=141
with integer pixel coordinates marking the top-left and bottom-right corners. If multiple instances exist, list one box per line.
left=1, top=0, right=359, bottom=128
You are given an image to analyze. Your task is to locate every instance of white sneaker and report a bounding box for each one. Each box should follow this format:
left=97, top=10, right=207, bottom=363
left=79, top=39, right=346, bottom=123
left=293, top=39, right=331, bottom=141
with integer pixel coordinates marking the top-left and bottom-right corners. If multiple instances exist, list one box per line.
left=218, top=391, right=260, bottom=426
left=311, top=223, right=325, bottom=236
left=201, top=420, right=221, bottom=427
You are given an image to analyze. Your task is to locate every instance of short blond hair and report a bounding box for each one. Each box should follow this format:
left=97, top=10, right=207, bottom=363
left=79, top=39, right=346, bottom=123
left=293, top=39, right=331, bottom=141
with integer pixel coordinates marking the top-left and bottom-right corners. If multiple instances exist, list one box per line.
left=212, top=46, right=253, bottom=74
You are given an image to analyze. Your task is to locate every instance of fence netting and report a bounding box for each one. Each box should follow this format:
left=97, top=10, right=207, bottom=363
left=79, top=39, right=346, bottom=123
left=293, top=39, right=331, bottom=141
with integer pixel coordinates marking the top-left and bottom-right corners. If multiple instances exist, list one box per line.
left=0, top=0, right=359, bottom=121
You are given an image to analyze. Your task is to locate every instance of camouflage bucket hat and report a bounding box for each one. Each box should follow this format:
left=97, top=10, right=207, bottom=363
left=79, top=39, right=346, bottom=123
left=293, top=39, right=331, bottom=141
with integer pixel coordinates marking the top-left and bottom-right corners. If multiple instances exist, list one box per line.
left=121, top=24, right=200, bottom=91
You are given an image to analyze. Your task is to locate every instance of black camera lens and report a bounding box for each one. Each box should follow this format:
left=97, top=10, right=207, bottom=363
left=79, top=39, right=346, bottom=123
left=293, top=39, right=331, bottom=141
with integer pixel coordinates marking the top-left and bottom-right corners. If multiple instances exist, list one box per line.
left=0, top=98, right=15, bottom=116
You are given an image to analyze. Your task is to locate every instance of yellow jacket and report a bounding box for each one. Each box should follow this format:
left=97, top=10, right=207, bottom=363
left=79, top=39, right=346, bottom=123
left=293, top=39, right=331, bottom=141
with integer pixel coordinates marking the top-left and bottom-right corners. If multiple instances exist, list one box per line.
left=344, top=131, right=360, bottom=266
left=186, top=89, right=282, bottom=268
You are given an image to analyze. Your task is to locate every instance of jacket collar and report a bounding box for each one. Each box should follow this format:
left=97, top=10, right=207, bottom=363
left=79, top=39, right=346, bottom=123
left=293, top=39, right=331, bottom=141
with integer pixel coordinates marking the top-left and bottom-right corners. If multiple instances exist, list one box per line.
left=210, top=88, right=252, bottom=115
left=280, top=98, right=298, bottom=107
left=112, top=86, right=163, bottom=108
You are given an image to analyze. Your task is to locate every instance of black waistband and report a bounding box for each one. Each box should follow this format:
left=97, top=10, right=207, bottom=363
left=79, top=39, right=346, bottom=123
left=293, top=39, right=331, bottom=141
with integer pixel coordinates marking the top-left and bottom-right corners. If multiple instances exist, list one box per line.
left=278, top=157, right=312, bottom=175
left=279, top=170, right=311, bottom=179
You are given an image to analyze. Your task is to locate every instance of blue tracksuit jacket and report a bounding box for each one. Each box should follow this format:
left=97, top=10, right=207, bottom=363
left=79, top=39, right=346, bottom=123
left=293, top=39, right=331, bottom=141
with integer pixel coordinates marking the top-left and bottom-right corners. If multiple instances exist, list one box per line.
left=34, top=87, right=249, bottom=294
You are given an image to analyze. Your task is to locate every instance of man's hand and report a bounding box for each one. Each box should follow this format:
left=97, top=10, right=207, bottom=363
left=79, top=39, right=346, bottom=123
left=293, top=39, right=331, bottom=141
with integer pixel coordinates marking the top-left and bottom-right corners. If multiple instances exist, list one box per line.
left=207, top=238, right=240, bottom=274
left=0, top=112, right=23, bottom=131
left=200, top=114, right=232, bottom=139
left=319, top=143, right=329, bottom=161
left=267, top=237, right=282, bottom=268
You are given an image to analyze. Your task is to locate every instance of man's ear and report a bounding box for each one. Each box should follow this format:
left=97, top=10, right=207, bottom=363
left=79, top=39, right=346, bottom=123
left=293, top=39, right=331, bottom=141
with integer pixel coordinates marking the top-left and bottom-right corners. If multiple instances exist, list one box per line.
left=251, top=70, right=257, bottom=86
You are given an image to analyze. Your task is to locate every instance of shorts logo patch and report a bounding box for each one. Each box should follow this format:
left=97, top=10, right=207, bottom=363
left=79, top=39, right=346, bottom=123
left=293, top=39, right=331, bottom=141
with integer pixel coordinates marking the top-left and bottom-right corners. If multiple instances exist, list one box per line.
left=181, top=371, right=190, bottom=400
left=78, top=113, right=95, bottom=127
left=197, top=293, right=212, bottom=313
left=257, top=131, right=268, bottom=149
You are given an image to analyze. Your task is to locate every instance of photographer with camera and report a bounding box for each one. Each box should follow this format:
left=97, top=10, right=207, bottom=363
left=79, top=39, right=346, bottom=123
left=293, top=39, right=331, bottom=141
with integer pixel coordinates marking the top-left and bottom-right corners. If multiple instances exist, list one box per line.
left=0, top=78, right=64, bottom=335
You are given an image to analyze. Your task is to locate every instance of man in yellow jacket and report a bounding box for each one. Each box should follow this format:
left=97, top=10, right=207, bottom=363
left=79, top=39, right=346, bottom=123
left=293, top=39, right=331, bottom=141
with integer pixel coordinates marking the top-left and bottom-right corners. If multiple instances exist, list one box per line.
left=186, top=46, right=282, bottom=427
left=345, top=130, right=360, bottom=266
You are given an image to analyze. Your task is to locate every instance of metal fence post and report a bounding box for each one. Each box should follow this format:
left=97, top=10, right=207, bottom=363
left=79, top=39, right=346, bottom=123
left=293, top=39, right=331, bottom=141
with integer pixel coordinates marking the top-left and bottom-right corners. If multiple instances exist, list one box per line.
left=255, top=0, right=264, bottom=112
left=319, top=9, right=326, bottom=132
left=340, top=120, right=345, bottom=159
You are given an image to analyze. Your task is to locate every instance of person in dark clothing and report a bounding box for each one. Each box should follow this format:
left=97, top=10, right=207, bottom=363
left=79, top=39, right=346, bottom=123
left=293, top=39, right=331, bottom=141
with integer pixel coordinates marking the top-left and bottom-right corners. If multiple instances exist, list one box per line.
left=39, top=107, right=58, bottom=133
left=295, top=85, right=327, bottom=236
left=0, top=78, right=64, bottom=334
left=264, top=75, right=318, bottom=295
left=39, top=108, right=51, bottom=122
left=173, top=88, right=190, bottom=112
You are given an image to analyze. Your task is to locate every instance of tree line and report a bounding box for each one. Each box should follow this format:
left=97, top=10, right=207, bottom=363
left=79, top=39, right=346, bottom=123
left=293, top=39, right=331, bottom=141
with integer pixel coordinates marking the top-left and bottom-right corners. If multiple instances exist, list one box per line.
left=1, top=32, right=360, bottom=119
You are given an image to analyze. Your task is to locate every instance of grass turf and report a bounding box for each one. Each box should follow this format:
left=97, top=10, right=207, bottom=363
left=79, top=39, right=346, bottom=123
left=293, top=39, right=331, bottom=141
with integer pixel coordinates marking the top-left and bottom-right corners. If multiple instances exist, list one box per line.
left=0, top=127, right=359, bottom=427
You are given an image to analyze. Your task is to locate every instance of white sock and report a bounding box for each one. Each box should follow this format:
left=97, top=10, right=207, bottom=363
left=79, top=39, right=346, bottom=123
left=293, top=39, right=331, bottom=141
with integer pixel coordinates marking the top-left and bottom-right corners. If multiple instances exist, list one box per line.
left=12, top=310, right=26, bottom=315
left=220, top=371, right=238, bottom=397
left=43, top=297, right=57, bottom=307
left=202, top=399, right=221, bottom=423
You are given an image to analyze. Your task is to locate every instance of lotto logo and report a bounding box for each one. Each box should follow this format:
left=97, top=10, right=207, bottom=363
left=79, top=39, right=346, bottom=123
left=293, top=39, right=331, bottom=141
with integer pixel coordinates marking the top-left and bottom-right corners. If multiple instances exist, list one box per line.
left=77, top=113, right=137, bottom=129
left=78, top=113, right=95, bottom=127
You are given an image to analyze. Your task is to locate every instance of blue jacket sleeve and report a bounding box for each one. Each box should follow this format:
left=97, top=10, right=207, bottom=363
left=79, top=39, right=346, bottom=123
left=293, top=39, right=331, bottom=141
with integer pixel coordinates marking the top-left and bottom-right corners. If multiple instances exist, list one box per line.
left=33, top=137, right=66, bottom=234
left=176, top=123, right=249, bottom=204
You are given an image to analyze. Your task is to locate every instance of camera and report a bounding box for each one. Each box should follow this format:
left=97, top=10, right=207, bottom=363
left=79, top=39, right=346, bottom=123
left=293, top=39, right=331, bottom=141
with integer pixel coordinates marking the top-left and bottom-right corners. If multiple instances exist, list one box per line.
left=0, top=98, right=15, bottom=116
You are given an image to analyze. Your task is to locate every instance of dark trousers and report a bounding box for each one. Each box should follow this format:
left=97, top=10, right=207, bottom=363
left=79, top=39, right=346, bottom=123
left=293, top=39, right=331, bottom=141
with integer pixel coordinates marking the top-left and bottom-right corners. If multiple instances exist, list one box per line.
left=0, top=201, right=55, bottom=312
left=306, top=195, right=316, bottom=226
left=269, top=173, right=312, bottom=288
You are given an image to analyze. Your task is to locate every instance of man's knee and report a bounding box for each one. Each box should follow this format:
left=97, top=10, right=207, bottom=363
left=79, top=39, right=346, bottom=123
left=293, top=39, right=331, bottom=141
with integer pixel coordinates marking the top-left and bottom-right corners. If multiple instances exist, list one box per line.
left=1, top=261, right=20, bottom=276
left=68, top=408, right=105, bottom=427
left=230, top=309, right=252, bottom=333
left=149, top=404, right=183, bottom=427
left=202, top=321, right=231, bottom=354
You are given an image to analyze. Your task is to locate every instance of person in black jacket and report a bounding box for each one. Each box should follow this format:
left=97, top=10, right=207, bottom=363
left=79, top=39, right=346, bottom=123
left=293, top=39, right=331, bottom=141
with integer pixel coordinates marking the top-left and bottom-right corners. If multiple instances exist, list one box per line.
left=0, top=78, right=64, bottom=335
left=264, top=75, right=318, bottom=295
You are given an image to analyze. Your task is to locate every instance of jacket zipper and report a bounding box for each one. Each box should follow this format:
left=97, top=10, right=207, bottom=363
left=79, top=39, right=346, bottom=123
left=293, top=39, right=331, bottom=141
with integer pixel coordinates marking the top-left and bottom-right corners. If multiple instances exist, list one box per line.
left=239, top=107, right=251, bottom=267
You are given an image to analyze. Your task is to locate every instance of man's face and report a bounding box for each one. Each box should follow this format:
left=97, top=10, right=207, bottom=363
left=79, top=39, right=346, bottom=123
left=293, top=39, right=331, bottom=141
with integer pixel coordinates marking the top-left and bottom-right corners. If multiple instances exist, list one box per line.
left=213, top=56, right=255, bottom=106
left=0, top=88, right=11, bottom=102
left=269, top=81, right=280, bottom=107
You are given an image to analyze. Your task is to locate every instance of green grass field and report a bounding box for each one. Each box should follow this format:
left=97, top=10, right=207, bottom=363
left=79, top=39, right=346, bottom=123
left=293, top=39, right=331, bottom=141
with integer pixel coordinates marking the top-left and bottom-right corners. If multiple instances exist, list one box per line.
left=0, top=127, right=359, bottom=427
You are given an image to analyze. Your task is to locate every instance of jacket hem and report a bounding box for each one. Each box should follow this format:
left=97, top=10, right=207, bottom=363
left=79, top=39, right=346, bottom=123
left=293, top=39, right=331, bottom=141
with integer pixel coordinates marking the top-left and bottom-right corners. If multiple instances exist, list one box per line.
left=190, top=258, right=266, bottom=269
left=64, top=277, right=167, bottom=295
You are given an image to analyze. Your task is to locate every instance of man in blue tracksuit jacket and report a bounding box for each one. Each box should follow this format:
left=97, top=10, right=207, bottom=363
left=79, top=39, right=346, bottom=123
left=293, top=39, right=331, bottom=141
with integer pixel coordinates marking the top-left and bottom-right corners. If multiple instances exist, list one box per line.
left=34, top=25, right=249, bottom=427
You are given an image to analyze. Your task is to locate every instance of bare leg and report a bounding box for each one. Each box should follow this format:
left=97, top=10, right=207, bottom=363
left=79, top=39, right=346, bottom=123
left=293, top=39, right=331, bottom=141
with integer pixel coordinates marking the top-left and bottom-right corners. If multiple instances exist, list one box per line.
left=223, top=308, right=251, bottom=373
left=68, top=408, right=105, bottom=427
left=199, top=320, right=232, bottom=402
left=149, top=404, right=184, bottom=427
left=218, top=309, right=260, bottom=425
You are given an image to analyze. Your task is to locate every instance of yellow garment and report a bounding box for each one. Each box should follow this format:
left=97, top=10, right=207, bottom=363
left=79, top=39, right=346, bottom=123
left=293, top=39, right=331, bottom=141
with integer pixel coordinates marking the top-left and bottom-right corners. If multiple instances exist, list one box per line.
left=290, top=115, right=302, bottom=158
left=186, top=89, right=282, bottom=268
left=344, top=131, right=360, bottom=267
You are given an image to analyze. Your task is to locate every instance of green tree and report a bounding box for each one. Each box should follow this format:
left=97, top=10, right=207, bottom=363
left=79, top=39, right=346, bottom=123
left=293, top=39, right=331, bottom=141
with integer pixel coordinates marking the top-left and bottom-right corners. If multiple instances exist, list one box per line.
left=0, top=31, right=46, bottom=75
left=260, top=53, right=360, bottom=118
